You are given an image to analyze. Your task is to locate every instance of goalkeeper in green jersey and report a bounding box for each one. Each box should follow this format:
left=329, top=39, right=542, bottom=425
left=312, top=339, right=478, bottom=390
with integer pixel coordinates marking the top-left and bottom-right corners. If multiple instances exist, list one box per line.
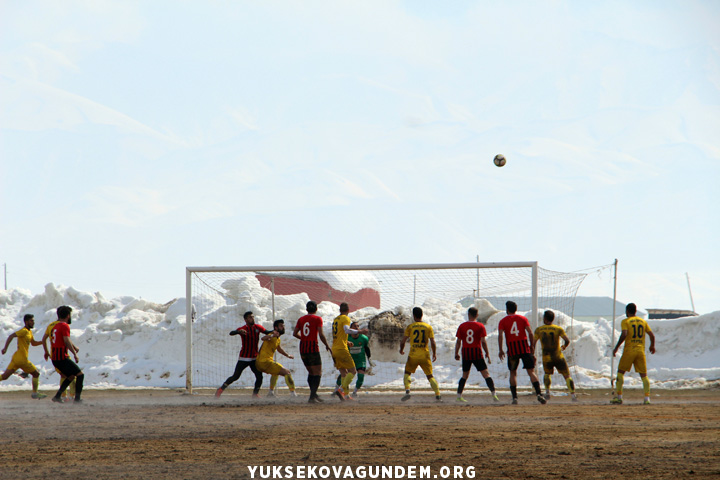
left=335, top=322, right=372, bottom=397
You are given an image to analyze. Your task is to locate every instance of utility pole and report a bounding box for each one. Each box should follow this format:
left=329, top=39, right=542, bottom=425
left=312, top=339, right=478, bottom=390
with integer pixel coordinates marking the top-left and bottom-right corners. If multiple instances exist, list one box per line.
left=686, top=273, right=696, bottom=313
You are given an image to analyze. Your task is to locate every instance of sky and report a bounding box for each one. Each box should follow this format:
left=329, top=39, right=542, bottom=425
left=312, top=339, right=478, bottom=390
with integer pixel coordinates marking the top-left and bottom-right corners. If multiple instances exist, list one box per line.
left=1, top=1, right=719, bottom=314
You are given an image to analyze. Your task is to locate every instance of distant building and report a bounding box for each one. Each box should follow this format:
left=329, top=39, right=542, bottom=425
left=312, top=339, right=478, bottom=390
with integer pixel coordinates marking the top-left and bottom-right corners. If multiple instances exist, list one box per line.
left=646, top=309, right=698, bottom=320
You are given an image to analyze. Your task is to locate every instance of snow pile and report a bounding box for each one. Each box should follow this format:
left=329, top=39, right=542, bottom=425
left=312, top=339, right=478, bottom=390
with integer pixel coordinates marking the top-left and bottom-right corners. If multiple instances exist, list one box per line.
left=0, top=283, right=718, bottom=391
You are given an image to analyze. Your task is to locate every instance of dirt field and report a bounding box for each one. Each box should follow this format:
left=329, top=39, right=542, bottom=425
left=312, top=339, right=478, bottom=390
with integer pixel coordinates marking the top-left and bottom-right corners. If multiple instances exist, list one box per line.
left=1, top=387, right=719, bottom=480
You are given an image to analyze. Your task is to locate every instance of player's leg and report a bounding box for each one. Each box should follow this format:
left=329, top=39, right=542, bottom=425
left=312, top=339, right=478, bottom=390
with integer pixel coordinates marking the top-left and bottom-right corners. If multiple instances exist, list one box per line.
left=419, top=359, right=440, bottom=401
left=523, top=354, right=545, bottom=404
left=479, top=366, right=499, bottom=402
left=613, top=352, right=633, bottom=403
left=305, top=359, right=322, bottom=401
left=278, top=366, right=296, bottom=396
left=217, top=360, right=247, bottom=397
left=250, top=360, right=263, bottom=397
left=636, top=355, right=651, bottom=404
left=542, top=357, right=553, bottom=399
left=402, top=359, right=418, bottom=401
left=457, top=359, right=471, bottom=402
left=556, top=359, right=577, bottom=401
left=508, top=356, right=519, bottom=404
left=353, top=367, right=366, bottom=397
left=26, top=364, right=47, bottom=399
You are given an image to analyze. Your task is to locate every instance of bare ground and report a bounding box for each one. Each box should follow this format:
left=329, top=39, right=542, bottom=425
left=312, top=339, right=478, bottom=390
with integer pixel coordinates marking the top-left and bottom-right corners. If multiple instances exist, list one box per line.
left=1, top=387, right=719, bottom=480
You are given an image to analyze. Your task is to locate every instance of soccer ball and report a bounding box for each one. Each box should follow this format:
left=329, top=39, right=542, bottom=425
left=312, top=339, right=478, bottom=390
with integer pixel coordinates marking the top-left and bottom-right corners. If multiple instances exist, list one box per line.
left=493, top=154, right=506, bottom=167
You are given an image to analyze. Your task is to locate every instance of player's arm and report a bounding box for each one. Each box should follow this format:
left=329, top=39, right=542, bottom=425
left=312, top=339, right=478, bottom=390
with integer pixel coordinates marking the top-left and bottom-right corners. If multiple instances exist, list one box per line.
left=276, top=344, right=294, bottom=359
left=31, top=338, right=43, bottom=347
left=399, top=335, right=409, bottom=355
left=63, top=335, right=79, bottom=362
left=42, top=330, right=53, bottom=360
left=230, top=327, right=243, bottom=336
left=613, top=330, right=627, bottom=356
left=533, top=328, right=540, bottom=351
left=454, top=338, right=462, bottom=361
left=344, top=324, right=369, bottom=336
left=430, top=337, right=437, bottom=362
left=292, top=322, right=302, bottom=341
left=481, top=338, right=491, bottom=363
left=261, top=331, right=278, bottom=342
left=561, top=332, right=571, bottom=351
left=319, top=330, right=331, bottom=352
left=498, top=329, right=505, bottom=360
left=647, top=329, right=656, bottom=354
left=525, top=325, right=535, bottom=354
left=364, top=342, right=371, bottom=359
left=1, top=333, right=16, bottom=355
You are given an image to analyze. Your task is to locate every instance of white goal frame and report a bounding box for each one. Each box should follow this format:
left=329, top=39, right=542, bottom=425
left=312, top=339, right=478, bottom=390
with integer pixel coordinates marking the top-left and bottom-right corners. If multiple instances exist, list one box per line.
left=184, top=261, right=538, bottom=393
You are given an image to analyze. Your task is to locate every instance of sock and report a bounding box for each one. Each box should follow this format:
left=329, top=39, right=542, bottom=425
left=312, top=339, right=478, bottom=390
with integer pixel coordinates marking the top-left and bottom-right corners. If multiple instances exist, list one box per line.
left=429, top=377, right=440, bottom=396
left=69, top=378, right=76, bottom=397
left=403, top=374, right=412, bottom=391
left=543, top=374, right=552, bottom=392
left=532, top=380, right=542, bottom=396
left=642, top=376, right=650, bottom=396
left=566, top=378, right=575, bottom=394
left=59, top=376, right=68, bottom=398
left=32, top=376, right=39, bottom=393
left=336, top=374, right=342, bottom=387
left=310, top=375, right=320, bottom=397
left=510, top=385, right=518, bottom=399
left=485, top=377, right=495, bottom=393
left=74, top=374, right=84, bottom=400
left=270, top=375, right=278, bottom=391
left=220, top=383, right=228, bottom=391
left=341, top=373, right=355, bottom=393
left=56, top=377, right=72, bottom=398
left=457, top=377, right=466, bottom=395
left=616, top=372, right=624, bottom=396
left=285, top=374, right=295, bottom=391
left=355, top=373, right=364, bottom=390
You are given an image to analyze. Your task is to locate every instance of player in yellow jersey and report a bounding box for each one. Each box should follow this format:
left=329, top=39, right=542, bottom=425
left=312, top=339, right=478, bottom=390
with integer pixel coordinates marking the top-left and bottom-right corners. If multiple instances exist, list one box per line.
left=255, top=320, right=297, bottom=398
left=399, top=307, right=441, bottom=402
left=611, top=303, right=656, bottom=405
left=42, top=308, right=77, bottom=402
left=533, top=310, right=577, bottom=402
left=1, top=314, right=47, bottom=399
left=331, top=303, right=369, bottom=401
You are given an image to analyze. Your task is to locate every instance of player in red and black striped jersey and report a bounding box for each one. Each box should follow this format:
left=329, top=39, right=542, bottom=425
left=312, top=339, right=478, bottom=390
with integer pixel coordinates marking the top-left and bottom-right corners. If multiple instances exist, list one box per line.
left=497, top=301, right=545, bottom=405
left=215, top=311, right=268, bottom=398
left=293, top=301, right=331, bottom=403
left=454, top=307, right=498, bottom=403
left=49, top=305, right=84, bottom=404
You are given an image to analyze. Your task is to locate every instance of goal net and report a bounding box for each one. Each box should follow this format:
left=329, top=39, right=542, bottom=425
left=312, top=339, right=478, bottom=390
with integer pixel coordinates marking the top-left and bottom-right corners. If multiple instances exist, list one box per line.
left=185, top=262, right=587, bottom=394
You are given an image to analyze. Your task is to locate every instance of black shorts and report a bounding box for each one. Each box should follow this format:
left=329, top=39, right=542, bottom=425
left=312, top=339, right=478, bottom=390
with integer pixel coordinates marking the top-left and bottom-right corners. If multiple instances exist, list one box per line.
left=507, top=353, right=535, bottom=372
left=462, top=357, right=488, bottom=372
left=52, top=359, right=82, bottom=377
left=301, top=352, right=322, bottom=367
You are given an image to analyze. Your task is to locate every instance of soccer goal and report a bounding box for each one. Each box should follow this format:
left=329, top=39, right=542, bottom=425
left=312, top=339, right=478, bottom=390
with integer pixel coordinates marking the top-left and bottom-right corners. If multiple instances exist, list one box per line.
left=185, top=262, right=587, bottom=394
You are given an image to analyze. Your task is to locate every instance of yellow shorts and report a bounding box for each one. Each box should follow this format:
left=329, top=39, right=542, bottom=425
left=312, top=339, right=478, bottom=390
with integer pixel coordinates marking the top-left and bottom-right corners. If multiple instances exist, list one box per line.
left=7, top=357, right=37, bottom=374
left=542, top=354, right=570, bottom=377
left=405, top=355, right=433, bottom=376
left=332, top=349, right=355, bottom=370
left=256, top=359, right=284, bottom=376
left=618, top=350, right=647, bottom=374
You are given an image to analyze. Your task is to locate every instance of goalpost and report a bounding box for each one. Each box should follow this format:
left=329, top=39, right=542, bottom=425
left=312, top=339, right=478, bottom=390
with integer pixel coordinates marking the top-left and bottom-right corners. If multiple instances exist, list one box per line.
left=185, top=262, right=586, bottom=394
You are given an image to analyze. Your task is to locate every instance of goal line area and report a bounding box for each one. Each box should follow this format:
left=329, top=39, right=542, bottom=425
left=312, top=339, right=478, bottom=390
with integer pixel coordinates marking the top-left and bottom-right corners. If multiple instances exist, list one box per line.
left=185, top=263, right=587, bottom=393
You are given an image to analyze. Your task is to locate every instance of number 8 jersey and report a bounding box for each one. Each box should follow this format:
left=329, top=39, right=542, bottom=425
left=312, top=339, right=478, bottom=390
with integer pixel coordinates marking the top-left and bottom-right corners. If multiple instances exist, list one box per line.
left=455, top=321, right=487, bottom=360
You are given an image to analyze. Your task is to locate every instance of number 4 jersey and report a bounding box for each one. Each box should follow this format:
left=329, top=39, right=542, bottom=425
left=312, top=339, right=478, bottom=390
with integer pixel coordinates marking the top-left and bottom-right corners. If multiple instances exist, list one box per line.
left=498, top=314, right=532, bottom=356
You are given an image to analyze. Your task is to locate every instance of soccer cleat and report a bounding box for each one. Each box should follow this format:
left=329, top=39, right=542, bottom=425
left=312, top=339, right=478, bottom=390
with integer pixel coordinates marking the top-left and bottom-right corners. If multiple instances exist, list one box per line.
left=643, top=399, right=651, bottom=405
left=435, top=396, right=442, bottom=402
left=252, top=393, right=260, bottom=399
left=544, top=393, right=551, bottom=401
left=351, top=390, right=358, bottom=398
left=537, top=394, right=547, bottom=405
left=401, top=393, right=411, bottom=402
left=215, top=388, right=223, bottom=398
left=492, top=394, right=500, bottom=402
left=289, top=391, right=298, bottom=397
left=511, top=398, right=518, bottom=405
left=267, top=390, right=277, bottom=398
left=571, top=394, right=579, bottom=403
left=308, top=397, right=321, bottom=404
left=73, top=399, right=83, bottom=404
left=31, top=393, right=47, bottom=399
left=334, top=389, right=346, bottom=401
left=610, top=397, right=623, bottom=405
left=313, top=395, right=324, bottom=403
left=51, top=396, right=63, bottom=404
left=456, top=396, right=467, bottom=403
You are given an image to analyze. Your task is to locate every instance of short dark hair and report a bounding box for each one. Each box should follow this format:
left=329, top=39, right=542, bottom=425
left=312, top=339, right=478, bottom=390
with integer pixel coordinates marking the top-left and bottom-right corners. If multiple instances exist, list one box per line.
left=412, top=307, right=423, bottom=320
left=350, top=321, right=359, bottom=330
left=467, top=307, right=478, bottom=319
left=626, top=303, right=637, bottom=316
left=544, top=310, right=555, bottom=322
left=23, top=314, right=34, bottom=323
left=506, top=301, right=517, bottom=314
left=57, top=305, right=72, bottom=319
left=243, top=311, right=254, bottom=320
left=340, top=302, right=349, bottom=314
left=306, top=301, right=318, bottom=314
left=273, top=319, right=285, bottom=329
